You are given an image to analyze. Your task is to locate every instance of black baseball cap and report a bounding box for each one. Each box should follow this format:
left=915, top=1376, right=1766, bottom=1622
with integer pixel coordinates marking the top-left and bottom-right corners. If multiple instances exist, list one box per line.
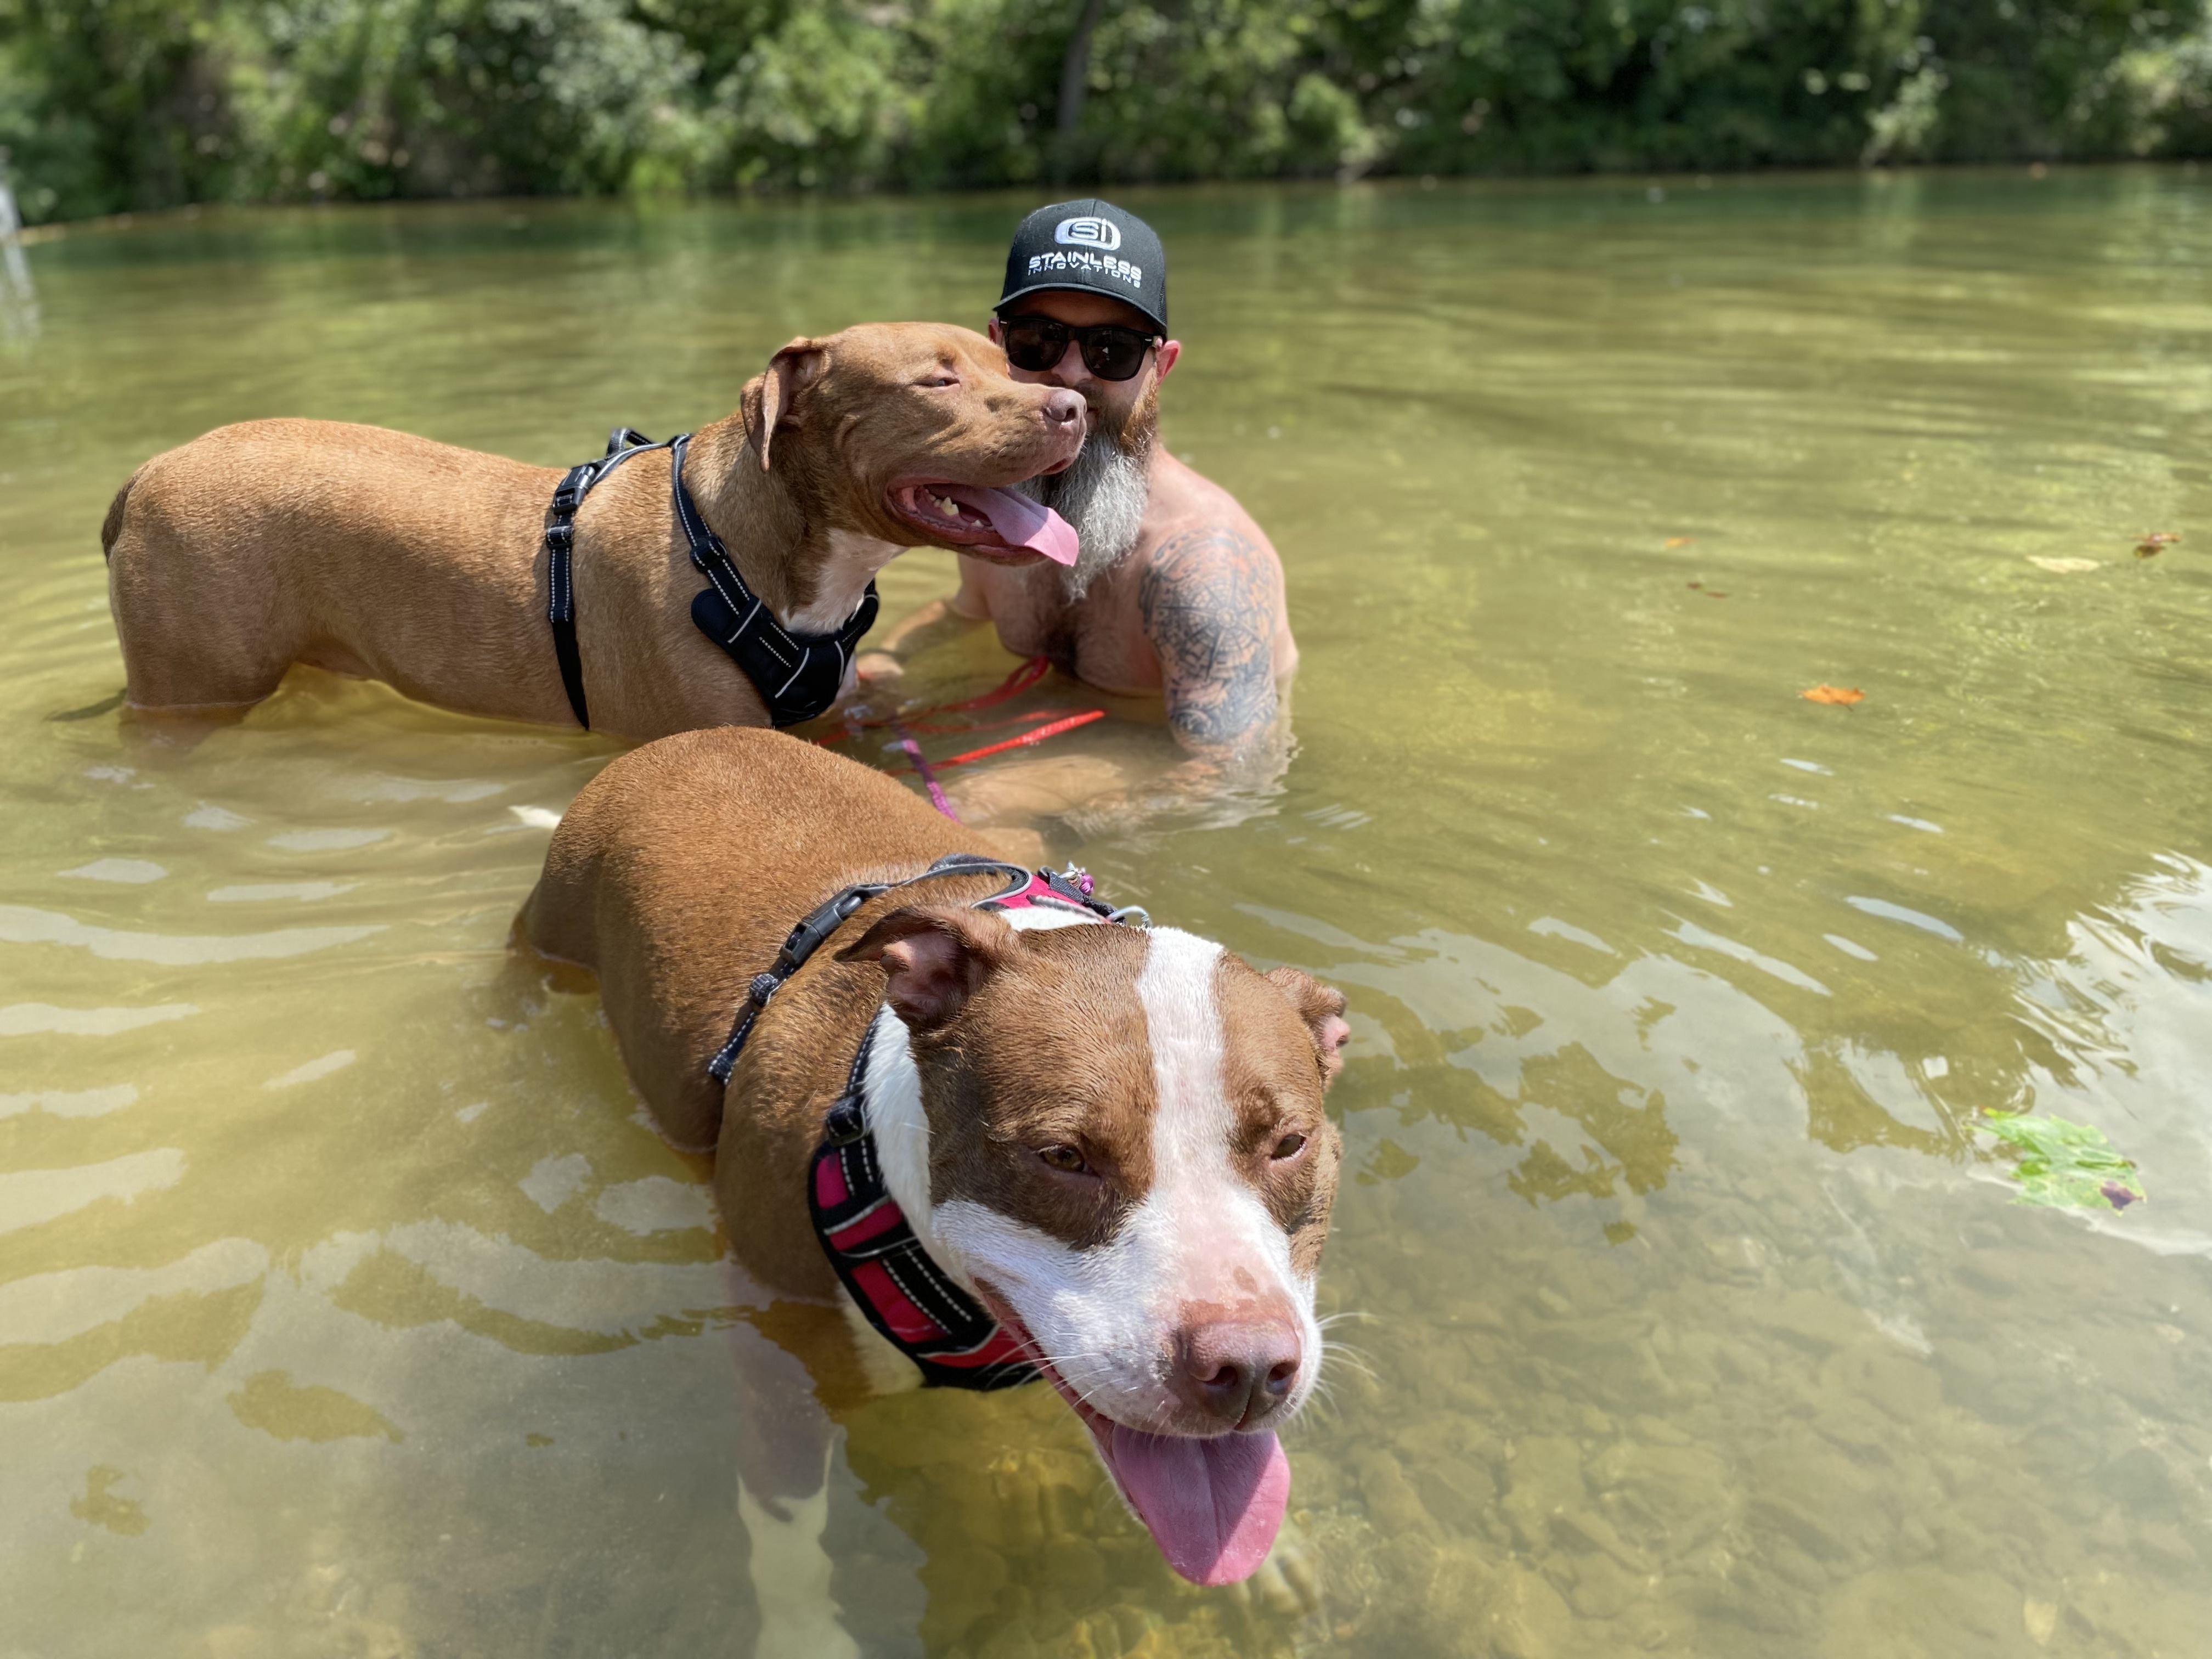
left=996, top=199, right=1169, bottom=338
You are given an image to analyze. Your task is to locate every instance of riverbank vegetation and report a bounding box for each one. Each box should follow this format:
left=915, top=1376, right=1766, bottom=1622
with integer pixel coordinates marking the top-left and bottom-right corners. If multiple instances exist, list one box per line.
left=4, top=0, right=2211, bottom=223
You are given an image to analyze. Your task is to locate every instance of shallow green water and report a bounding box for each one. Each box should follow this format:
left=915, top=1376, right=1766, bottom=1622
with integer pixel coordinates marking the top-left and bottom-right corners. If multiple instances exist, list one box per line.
left=4, top=171, right=2210, bottom=1658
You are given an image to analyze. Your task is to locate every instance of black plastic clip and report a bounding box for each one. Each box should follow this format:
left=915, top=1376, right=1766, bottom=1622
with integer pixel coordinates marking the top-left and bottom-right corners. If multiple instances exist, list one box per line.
left=823, top=1096, right=867, bottom=1146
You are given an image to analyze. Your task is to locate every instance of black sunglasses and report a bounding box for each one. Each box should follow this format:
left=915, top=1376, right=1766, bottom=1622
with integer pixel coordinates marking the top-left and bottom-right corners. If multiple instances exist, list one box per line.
left=998, top=314, right=1161, bottom=382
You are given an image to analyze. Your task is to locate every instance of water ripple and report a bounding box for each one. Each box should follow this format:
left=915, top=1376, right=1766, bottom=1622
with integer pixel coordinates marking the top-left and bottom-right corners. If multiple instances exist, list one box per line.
left=0, top=1003, right=196, bottom=1036
left=0, top=1084, right=137, bottom=1119
left=0, top=1149, right=184, bottom=1235
left=0, top=905, right=380, bottom=964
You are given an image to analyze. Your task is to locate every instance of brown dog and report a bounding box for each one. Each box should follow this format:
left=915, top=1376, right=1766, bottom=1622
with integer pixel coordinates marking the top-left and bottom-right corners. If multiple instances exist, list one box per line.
left=102, top=324, right=1084, bottom=741
left=518, top=727, right=1350, bottom=1640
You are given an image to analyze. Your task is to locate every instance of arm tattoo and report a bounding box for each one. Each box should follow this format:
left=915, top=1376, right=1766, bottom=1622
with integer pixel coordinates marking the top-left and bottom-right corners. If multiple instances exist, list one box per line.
left=1138, top=527, right=1280, bottom=755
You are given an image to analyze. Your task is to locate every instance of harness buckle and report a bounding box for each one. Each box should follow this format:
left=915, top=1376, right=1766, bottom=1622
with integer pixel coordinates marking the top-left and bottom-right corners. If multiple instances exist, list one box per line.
left=823, top=1095, right=867, bottom=1146
left=748, top=972, right=782, bottom=1008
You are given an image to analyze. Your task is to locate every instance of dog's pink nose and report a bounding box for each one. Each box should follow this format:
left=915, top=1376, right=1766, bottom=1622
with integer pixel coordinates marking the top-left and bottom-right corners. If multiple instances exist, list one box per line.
left=1172, top=1318, right=1301, bottom=1429
left=1041, top=388, right=1086, bottom=430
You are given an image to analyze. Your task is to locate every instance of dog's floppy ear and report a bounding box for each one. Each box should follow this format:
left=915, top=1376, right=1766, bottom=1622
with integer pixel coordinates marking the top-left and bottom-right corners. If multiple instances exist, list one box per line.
left=838, top=904, right=1018, bottom=1030
left=1265, top=967, right=1352, bottom=1086
left=742, top=336, right=828, bottom=472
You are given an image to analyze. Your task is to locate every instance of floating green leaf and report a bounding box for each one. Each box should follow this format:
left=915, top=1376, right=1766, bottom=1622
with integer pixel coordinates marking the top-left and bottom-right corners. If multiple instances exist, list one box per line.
left=1980, top=1112, right=2143, bottom=1211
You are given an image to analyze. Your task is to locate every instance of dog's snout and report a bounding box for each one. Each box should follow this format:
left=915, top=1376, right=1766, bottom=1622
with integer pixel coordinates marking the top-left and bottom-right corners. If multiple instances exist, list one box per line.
left=1172, top=1317, right=1301, bottom=1429
left=1040, top=388, right=1086, bottom=429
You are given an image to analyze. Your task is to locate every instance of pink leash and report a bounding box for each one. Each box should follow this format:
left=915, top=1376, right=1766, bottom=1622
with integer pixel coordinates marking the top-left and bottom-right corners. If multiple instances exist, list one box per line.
left=894, top=720, right=962, bottom=822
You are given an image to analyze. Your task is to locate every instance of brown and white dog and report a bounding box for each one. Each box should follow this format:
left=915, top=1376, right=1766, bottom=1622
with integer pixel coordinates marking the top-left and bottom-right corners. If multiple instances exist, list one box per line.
left=101, top=324, right=1084, bottom=741
left=519, top=727, right=1350, bottom=1622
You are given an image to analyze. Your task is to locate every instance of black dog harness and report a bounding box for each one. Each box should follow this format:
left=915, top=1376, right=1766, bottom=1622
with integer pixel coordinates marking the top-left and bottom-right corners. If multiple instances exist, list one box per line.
left=706, top=854, right=1142, bottom=1390
left=541, top=429, right=881, bottom=731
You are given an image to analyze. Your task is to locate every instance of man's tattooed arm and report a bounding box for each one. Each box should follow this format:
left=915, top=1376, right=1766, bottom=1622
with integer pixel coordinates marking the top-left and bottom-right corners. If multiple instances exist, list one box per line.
left=1137, top=526, right=1282, bottom=757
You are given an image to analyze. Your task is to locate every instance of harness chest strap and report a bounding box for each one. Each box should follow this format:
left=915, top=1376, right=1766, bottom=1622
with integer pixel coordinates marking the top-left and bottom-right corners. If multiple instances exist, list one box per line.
left=539, top=427, right=880, bottom=731
left=668, top=433, right=879, bottom=728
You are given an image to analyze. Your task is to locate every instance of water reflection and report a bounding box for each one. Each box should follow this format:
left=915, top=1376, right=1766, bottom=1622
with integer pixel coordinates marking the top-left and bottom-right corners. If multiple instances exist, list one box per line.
left=0, top=170, right=37, bottom=342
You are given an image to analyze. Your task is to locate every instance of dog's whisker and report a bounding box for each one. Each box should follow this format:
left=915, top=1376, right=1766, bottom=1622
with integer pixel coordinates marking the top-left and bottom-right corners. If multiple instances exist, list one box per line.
left=1317, top=1342, right=1379, bottom=1382
left=1042, top=1359, right=1125, bottom=1388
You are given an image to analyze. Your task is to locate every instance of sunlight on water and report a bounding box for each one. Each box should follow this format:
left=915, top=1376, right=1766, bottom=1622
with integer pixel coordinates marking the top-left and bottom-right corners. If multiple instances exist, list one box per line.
left=2, top=171, right=2209, bottom=1657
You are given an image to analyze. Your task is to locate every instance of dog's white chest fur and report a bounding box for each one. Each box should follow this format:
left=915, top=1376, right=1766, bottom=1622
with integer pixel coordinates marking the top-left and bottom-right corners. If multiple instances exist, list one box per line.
left=787, top=531, right=907, bottom=635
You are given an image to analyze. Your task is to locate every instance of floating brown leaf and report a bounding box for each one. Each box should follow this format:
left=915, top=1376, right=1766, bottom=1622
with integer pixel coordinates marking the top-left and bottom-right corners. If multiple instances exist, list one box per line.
left=2136, top=531, right=2180, bottom=558
left=1802, top=684, right=1865, bottom=706
left=1664, top=536, right=1696, bottom=548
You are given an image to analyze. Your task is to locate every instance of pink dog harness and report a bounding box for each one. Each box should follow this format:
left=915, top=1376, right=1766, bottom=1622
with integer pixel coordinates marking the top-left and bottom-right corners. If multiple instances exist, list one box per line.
left=704, top=855, right=1142, bottom=1390
left=809, top=1069, right=1038, bottom=1389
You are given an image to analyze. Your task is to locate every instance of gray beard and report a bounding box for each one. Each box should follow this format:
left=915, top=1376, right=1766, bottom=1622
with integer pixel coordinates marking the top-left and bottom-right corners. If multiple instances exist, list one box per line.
left=1014, top=426, right=1152, bottom=601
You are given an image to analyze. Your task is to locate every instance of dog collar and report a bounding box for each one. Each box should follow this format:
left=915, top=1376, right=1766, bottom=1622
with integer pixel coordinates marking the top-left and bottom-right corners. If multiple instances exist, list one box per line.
left=699, top=854, right=1141, bottom=1390
left=537, top=427, right=879, bottom=731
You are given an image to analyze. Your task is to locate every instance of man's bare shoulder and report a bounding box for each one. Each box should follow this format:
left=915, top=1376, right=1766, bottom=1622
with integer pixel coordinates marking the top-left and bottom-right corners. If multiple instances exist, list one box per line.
left=1138, top=452, right=1280, bottom=566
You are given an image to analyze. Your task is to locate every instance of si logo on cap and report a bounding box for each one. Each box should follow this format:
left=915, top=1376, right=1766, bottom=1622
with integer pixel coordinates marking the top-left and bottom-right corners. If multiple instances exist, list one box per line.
left=1056, top=217, right=1122, bottom=251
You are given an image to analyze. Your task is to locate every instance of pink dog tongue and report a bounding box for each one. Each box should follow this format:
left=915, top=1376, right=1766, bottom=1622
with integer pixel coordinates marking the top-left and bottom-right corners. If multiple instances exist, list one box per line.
left=943, top=485, right=1080, bottom=566
left=1105, top=1424, right=1290, bottom=1585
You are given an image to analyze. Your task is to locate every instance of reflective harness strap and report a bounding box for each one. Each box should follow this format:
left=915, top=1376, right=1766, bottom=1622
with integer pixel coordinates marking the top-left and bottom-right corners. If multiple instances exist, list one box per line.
left=543, top=427, right=665, bottom=730
left=807, top=1032, right=1040, bottom=1391
left=669, top=434, right=881, bottom=728
left=540, top=426, right=884, bottom=732
left=705, top=855, right=1142, bottom=1391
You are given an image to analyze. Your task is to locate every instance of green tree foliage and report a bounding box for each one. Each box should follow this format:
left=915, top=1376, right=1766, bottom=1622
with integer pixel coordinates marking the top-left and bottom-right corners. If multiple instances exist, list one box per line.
left=4, top=0, right=2210, bottom=222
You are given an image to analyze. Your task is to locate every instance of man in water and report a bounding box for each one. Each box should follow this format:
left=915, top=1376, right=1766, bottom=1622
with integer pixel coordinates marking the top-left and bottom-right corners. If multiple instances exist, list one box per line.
left=853, top=198, right=1296, bottom=825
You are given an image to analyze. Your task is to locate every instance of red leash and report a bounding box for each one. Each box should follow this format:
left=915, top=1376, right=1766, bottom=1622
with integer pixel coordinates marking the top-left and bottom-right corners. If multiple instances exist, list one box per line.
left=935, top=653, right=1053, bottom=713
left=815, top=654, right=1059, bottom=748
left=934, top=709, right=1106, bottom=767
left=825, top=655, right=1106, bottom=820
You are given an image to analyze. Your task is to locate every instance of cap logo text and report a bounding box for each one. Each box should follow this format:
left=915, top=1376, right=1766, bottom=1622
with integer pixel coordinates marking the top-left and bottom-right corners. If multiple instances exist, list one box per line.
left=1054, top=217, right=1122, bottom=252
left=1026, top=250, right=1143, bottom=289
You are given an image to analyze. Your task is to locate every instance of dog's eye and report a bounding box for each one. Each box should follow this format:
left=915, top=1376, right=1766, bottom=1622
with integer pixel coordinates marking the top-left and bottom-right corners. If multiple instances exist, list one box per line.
left=916, top=373, right=959, bottom=389
left=1270, top=1133, right=1307, bottom=1161
left=1037, top=1144, right=1088, bottom=1174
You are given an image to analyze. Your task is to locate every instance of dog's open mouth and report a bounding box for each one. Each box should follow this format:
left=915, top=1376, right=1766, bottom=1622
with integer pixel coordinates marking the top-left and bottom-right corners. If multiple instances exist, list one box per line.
left=886, top=482, right=1080, bottom=566
left=983, top=1296, right=1291, bottom=1586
